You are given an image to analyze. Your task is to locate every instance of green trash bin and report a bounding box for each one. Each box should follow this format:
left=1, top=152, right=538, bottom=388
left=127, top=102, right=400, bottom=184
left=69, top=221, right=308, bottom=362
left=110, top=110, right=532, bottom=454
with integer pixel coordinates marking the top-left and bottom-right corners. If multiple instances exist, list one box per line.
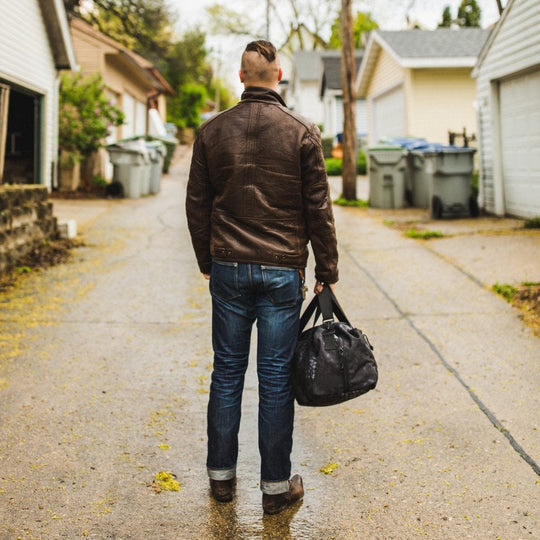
left=106, top=144, right=147, bottom=198
left=421, top=146, right=477, bottom=219
left=367, top=146, right=406, bottom=208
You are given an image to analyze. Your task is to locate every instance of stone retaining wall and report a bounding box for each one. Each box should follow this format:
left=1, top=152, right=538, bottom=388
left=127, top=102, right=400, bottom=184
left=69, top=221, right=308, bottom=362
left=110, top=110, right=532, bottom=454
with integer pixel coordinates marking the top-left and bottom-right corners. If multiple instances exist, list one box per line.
left=0, top=185, right=58, bottom=273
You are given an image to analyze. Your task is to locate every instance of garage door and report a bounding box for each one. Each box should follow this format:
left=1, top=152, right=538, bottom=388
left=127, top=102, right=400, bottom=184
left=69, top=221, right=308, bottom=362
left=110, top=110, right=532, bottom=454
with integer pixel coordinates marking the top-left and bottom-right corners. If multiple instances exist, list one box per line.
left=372, top=85, right=405, bottom=143
left=500, top=69, right=540, bottom=218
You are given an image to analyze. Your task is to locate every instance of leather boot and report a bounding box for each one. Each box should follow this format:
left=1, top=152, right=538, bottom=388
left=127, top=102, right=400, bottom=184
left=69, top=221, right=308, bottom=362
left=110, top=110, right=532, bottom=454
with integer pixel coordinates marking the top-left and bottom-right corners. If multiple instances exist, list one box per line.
left=262, top=474, right=304, bottom=515
left=209, top=477, right=236, bottom=502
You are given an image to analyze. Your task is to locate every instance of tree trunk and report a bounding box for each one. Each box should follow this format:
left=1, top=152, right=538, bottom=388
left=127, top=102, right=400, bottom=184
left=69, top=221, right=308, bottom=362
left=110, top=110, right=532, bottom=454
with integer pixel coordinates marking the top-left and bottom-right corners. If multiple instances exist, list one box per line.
left=340, top=0, right=357, bottom=201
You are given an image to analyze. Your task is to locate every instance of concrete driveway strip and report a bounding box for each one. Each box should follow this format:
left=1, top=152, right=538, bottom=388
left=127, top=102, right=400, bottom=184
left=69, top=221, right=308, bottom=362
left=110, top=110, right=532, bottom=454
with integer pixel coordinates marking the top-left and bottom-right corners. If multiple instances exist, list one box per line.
left=0, top=149, right=538, bottom=539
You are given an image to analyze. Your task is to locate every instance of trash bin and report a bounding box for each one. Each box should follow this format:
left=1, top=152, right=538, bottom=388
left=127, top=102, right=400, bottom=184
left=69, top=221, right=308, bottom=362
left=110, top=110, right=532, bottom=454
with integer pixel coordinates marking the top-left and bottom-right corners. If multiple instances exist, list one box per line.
left=421, top=146, right=478, bottom=219
left=147, top=135, right=178, bottom=173
left=367, top=145, right=407, bottom=208
left=106, top=143, right=147, bottom=198
left=384, top=138, right=429, bottom=206
left=146, top=140, right=166, bottom=194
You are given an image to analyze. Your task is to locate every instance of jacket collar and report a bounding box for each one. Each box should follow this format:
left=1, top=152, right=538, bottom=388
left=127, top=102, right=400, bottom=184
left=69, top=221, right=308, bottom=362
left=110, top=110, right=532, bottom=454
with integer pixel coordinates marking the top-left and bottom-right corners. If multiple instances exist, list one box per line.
left=241, top=86, right=287, bottom=107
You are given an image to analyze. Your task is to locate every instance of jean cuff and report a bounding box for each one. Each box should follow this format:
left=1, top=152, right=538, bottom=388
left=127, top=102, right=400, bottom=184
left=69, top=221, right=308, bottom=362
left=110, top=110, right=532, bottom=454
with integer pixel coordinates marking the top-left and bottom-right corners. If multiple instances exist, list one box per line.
left=207, top=466, right=236, bottom=481
left=260, top=479, right=289, bottom=495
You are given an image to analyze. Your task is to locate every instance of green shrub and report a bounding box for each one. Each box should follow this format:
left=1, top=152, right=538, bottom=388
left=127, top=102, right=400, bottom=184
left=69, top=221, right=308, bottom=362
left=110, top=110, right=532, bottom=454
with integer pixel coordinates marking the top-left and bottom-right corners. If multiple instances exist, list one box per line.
left=357, top=150, right=367, bottom=175
left=325, top=158, right=343, bottom=176
left=325, top=150, right=367, bottom=176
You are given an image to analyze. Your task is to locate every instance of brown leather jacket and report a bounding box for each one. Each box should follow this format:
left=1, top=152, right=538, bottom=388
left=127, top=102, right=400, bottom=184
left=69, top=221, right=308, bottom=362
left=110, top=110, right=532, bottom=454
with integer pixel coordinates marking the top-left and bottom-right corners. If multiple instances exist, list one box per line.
left=186, top=87, right=338, bottom=283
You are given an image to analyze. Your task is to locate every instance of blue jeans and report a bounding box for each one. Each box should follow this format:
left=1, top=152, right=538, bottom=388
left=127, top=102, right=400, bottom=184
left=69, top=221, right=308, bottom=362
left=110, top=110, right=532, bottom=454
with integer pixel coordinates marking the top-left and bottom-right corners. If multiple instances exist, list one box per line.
left=207, top=262, right=303, bottom=495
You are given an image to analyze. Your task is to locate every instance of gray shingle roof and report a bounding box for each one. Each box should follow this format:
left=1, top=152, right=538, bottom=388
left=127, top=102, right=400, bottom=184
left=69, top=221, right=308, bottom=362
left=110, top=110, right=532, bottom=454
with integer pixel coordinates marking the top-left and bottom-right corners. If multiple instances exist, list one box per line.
left=321, top=51, right=363, bottom=91
left=377, top=28, right=491, bottom=59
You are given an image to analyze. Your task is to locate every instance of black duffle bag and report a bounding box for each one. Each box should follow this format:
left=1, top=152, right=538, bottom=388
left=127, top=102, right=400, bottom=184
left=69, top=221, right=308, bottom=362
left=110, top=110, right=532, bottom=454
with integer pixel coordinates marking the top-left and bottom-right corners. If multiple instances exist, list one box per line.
left=292, top=284, right=378, bottom=406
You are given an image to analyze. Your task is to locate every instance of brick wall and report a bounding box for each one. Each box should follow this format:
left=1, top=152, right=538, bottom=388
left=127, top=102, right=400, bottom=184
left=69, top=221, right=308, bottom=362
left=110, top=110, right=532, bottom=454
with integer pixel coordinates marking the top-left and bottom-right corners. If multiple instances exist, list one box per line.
left=0, top=185, right=58, bottom=273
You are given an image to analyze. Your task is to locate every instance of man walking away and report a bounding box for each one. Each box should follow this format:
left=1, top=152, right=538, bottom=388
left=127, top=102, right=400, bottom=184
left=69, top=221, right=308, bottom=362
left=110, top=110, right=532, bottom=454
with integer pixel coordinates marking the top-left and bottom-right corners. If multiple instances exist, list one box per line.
left=186, top=40, right=339, bottom=515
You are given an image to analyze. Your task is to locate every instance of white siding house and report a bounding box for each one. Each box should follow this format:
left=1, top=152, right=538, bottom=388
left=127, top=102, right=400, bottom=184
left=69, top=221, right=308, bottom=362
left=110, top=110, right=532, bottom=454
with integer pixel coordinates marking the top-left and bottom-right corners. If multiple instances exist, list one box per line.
left=0, top=0, right=76, bottom=189
left=472, top=0, right=540, bottom=218
left=320, top=51, right=367, bottom=141
left=289, top=51, right=325, bottom=126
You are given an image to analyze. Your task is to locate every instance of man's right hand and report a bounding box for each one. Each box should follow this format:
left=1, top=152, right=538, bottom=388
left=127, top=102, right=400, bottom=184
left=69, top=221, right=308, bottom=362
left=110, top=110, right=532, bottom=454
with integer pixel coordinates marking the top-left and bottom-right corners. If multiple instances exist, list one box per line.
left=314, top=281, right=336, bottom=294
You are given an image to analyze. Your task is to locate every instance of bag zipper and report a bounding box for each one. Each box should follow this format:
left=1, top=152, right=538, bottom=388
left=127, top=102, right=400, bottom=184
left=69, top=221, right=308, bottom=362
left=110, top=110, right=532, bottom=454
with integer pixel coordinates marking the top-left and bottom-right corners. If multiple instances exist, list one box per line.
left=338, top=340, right=349, bottom=393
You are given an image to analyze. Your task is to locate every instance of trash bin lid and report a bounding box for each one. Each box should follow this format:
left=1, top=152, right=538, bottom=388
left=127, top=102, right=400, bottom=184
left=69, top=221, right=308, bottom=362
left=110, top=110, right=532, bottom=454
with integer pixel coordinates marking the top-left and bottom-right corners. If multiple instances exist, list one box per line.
left=368, top=145, right=403, bottom=151
left=384, top=137, right=429, bottom=150
left=420, top=144, right=476, bottom=154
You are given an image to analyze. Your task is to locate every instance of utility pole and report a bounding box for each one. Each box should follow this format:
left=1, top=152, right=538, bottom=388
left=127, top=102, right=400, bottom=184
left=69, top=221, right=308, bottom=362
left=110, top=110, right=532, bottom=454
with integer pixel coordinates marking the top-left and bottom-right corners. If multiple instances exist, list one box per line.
left=340, top=0, right=357, bottom=200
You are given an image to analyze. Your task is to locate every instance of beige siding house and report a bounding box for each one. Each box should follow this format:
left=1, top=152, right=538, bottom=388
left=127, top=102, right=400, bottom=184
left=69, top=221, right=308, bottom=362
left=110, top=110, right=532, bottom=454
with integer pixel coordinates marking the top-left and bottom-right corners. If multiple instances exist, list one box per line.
left=0, top=0, right=76, bottom=189
left=472, top=0, right=540, bottom=218
left=69, top=18, right=173, bottom=179
left=358, top=29, right=491, bottom=146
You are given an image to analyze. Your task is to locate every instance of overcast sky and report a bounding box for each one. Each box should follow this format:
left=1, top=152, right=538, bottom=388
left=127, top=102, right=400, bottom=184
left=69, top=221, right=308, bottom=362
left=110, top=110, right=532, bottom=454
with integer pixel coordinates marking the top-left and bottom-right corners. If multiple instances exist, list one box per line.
left=168, top=0, right=503, bottom=96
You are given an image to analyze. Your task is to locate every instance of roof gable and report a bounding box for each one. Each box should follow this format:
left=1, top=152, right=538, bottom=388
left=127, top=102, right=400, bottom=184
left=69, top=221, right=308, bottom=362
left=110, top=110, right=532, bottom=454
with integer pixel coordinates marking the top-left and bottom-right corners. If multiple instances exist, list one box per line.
left=70, top=18, right=173, bottom=94
left=472, top=0, right=515, bottom=76
left=37, top=0, right=77, bottom=70
left=358, top=27, right=491, bottom=95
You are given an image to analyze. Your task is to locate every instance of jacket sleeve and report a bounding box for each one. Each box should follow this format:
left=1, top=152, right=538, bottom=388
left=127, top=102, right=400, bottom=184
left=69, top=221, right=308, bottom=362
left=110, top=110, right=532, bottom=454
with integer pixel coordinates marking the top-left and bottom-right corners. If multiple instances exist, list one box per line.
left=301, top=126, right=339, bottom=284
left=186, top=134, right=214, bottom=274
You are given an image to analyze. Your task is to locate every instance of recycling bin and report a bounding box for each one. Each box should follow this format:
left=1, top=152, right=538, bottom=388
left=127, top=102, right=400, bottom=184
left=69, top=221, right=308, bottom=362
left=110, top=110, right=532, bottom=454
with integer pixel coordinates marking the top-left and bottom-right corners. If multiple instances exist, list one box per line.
left=367, top=146, right=407, bottom=208
left=106, top=144, right=147, bottom=198
left=421, top=146, right=478, bottom=219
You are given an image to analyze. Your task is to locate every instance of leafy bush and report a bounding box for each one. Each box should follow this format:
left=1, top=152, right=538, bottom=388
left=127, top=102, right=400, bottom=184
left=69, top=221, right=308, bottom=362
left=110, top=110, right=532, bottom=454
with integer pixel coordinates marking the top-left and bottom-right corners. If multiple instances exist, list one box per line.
left=325, top=150, right=367, bottom=176
left=59, top=72, right=124, bottom=163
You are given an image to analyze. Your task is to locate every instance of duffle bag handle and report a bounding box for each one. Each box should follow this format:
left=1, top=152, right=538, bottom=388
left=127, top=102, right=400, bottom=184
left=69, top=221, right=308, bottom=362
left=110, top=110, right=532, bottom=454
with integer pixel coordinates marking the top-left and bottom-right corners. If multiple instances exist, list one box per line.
left=298, top=284, right=351, bottom=335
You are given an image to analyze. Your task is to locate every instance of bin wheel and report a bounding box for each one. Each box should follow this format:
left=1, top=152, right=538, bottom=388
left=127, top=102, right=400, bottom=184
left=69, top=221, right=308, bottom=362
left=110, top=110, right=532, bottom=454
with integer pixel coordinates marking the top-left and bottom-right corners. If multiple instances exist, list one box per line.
left=431, top=196, right=443, bottom=219
left=469, top=195, right=479, bottom=217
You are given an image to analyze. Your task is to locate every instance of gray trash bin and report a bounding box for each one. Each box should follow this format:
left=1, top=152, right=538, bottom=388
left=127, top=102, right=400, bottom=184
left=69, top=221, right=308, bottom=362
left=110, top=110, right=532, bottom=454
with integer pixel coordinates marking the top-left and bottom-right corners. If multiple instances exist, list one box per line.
left=367, top=146, right=406, bottom=208
left=121, top=139, right=151, bottom=195
left=421, top=146, right=477, bottom=219
left=383, top=138, right=430, bottom=207
left=106, top=144, right=147, bottom=198
left=146, top=140, right=165, bottom=194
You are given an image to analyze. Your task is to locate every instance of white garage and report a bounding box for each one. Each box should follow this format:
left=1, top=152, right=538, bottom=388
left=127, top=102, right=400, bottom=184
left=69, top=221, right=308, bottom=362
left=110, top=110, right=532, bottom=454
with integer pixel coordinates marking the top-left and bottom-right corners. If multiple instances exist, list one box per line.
left=372, top=85, right=405, bottom=143
left=473, top=0, right=540, bottom=218
left=499, top=69, right=540, bottom=218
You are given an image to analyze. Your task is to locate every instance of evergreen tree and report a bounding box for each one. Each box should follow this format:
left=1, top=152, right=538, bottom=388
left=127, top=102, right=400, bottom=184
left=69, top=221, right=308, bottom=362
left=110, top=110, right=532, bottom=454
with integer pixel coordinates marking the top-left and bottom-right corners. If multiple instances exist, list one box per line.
left=439, top=5, right=453, bottom=27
